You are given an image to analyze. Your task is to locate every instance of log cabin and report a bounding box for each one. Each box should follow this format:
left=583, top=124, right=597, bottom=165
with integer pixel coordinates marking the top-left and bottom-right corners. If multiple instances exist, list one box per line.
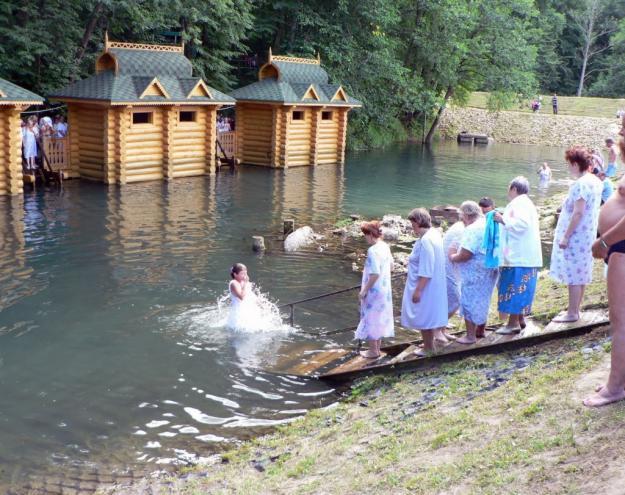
left=0, top=78, right=44, bottom=195
left=229, top=49, right=361, bottom=168
left=49, top=35, right=234, bottom=184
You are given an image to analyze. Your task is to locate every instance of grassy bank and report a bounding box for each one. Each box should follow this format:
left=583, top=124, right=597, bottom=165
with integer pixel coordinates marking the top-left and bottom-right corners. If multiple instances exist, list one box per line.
left=468, top=91, right=625, bottom=119
left=120, top=326, right=619, bottom=495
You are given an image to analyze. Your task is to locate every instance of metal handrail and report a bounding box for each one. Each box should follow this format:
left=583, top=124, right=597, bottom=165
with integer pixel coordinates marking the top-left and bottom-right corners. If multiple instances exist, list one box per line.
left=279, top=273, right=407, bottom=326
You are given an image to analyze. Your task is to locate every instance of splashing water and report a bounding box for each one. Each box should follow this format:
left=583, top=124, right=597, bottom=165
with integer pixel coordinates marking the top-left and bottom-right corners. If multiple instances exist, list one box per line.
left=222, top=284, right=291, bottom=333
left=173, top=285, right=293, bottom=341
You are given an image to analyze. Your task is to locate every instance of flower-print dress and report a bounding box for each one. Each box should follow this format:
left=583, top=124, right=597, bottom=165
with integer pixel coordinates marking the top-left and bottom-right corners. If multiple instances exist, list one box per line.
left=550, top=173, right=602, bottom=285
left=457, top=218, right=498, bottom=325
left=355, top=241, right=394, bottom=340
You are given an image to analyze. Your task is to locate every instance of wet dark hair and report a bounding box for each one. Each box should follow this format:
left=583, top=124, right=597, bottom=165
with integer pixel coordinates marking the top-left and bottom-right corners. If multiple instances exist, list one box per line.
left=478, top=197, right=494, bottom=208
left=230, top=263, right=246, bottom=279
left=361, top=221, right=382, bottom=238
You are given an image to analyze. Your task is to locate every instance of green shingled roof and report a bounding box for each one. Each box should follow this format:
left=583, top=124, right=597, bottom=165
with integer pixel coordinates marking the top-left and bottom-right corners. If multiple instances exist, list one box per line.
left=49, top=47, right=233, bottom=105
left=0, top=78, right=44, bottom=104
left=272, top=61, right=328, bottom=84
left=109, top=48, right=193, bottom=77
left=230, top=79, right=361, bottom=106
left=230, top=56, right=361, bottom=106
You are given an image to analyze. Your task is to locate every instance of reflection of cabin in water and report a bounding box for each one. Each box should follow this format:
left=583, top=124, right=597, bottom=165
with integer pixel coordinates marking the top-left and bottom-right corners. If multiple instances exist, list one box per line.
left=229, top=49, right=361, bottom=168
left=49, top=34, right=234, bottom=184
left=0, top=78, right=44, bottom=195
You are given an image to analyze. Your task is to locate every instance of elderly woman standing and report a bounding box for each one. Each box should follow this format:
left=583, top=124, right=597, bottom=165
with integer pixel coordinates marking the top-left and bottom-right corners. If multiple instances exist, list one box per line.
left=493, top=176, right=543, bottom=334
left=355, top=221, right=394, bottom=359
left=550, top=146, right=603, bottom=323
left=401, top=208, right=448, bottom=355
left=449, top=201, right=499, bottom=344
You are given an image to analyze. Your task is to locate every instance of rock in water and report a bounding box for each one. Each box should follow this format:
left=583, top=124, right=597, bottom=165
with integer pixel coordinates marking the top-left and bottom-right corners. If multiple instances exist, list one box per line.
left=284, top=226, right=316, bottom=252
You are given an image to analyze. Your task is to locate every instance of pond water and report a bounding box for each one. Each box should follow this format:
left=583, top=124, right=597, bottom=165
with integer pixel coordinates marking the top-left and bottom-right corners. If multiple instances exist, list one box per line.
left=0, top=141, right=568, bottom=491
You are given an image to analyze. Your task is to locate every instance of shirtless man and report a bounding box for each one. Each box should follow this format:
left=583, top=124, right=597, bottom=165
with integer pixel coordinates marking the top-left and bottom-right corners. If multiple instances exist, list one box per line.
left=583, top=119, right=625, bottom=407
left=605, top=138, right=619, bottom=177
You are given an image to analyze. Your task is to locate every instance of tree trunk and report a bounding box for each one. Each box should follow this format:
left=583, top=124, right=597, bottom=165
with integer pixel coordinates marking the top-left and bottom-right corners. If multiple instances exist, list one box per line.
left=577, top=18, right=593, bottom=96
left=73, top=1, right=104, bottom=79
left=576, top=0, right=598, bottom=97
left=425, top=86, right=454, bottom=144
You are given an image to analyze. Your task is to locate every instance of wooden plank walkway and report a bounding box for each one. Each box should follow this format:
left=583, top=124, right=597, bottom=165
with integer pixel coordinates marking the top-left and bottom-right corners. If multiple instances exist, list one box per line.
left=274, top=310, right=609, bottom=382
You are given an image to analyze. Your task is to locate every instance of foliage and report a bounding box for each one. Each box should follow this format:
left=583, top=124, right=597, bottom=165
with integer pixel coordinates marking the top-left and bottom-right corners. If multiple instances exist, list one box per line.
left=1, top=0, right=623, bottom=149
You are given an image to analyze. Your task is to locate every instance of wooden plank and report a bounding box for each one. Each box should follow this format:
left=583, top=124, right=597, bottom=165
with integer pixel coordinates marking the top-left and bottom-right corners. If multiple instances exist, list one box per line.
left=318, top=310, right=609, bottom=381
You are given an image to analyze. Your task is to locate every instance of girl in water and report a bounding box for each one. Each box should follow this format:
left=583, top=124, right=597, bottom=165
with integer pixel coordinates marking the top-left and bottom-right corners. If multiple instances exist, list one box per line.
left=227, top=263, right=261, bottom=330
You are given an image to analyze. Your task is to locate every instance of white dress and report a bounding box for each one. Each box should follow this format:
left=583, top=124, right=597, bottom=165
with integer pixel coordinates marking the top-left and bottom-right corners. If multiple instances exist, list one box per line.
left=227, top=281, right=261, bottom=330
left=401, top=228, right=448, bottom=330
left=550, top=173, right=602, bottom=285
left=443, top=221, right=464, bottom=314
left=22, top=127, right=39, bottom=160
left=355, top=241, right=394, bottom=340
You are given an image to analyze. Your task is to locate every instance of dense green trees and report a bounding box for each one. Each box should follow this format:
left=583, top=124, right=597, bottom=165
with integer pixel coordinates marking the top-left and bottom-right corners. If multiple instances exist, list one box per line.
left=1, top=0, right=624, bottom=148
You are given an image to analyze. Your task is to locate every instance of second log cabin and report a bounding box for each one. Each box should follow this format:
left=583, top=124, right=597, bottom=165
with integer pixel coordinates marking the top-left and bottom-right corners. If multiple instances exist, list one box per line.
left=230, top=50, right=361, bottom=168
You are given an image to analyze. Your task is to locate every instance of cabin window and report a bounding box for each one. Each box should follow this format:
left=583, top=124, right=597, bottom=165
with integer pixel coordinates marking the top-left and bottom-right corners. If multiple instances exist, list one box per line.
left=292, top=111, right=304, bottom=121
left=322, top=111, right=333, bottom=121
left=179, top=111, right=197, bottom=123
left=132, top=112, right=153, bottom=124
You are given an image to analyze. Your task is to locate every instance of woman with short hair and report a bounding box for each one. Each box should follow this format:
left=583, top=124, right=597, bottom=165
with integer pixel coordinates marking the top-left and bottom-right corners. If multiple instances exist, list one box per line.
left=401, top=208, right=448, bottom=355
left=449, top=201, right=499, bottom=344
left=355, top=221, right=394, bottom=358
left=493, top=176, right=543, bottom=333
left=550, top=146, right=603, bottom=323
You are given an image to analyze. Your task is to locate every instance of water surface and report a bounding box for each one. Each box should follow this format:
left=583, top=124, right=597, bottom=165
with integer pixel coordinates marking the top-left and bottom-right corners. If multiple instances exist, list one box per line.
left=0, top=141, right=568, bottom=491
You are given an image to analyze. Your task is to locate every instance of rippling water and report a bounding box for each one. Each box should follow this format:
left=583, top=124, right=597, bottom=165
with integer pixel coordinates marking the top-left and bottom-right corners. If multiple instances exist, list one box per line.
left=0, top=141, right=568, bottom=491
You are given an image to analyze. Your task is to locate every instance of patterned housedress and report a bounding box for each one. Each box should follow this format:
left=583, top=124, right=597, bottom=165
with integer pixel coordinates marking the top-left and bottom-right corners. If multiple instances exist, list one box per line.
left=443, top=221, right=464, bottom=315
left=457, top=218, right=498, bottom=325
left=355, top=241, right=394, bottom=341
left=550, top=173, right=602, bottom=285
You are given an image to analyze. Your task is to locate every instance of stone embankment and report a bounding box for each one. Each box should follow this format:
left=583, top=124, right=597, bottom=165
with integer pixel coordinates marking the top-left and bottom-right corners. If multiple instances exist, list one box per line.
left=439, top=106, right=620, bottom=149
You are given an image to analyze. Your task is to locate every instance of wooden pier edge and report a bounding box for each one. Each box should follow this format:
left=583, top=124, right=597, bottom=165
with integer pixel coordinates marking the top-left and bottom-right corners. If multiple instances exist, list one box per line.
left=316, top=316, right=610, bottom=383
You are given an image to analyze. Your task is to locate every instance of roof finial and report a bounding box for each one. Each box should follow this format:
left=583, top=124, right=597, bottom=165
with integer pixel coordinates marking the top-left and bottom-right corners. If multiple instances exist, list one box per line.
left=316, top=51, right=321, bottom=64
left=269, top=46, right=273, bottom=62
left=104, top=30, right=109, bottom=50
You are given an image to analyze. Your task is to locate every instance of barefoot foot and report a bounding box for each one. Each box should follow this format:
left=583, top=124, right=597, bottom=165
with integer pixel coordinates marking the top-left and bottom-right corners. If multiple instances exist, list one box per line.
left=456, top=335, right=477, bottom=345
left=359, top=350, right=380, bottom=359
left=552, top=311, right=579, bottom=323
left=583, top=387, right=625, bottom=407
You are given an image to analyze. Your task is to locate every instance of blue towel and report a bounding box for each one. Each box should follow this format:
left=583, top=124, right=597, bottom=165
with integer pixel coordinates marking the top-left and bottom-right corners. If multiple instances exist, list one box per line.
left=483, top=210, right=500, bottom=268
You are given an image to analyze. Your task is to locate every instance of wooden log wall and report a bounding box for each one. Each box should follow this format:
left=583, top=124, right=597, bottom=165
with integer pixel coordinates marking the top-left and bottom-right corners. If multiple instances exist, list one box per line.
left=67, top=105, right=82, bottom=178
left=236, top=105, right=350, bottom=168
left=0, top=110, right=5, bottom=195
left=71, top=104, right=107, bottom=181
left=0, top=108, right=24, bottom=195
left=125, top=107, right=164, bottom=183
left=317, top=110, right=341, bottom=165
left=336, top=108, right=349, bottom=165
left=203, top=107, right=216, bottom=175
left=237, top=104, right=273, bottom=166
left=286, top=107, right=312, bottom=167
left=66, top=104, right=219, bottom=184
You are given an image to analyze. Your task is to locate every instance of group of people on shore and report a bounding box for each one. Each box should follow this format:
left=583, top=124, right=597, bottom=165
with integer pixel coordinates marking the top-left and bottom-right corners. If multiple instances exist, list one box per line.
left=355, top=131, right=625, bottom=408
left=21, top=114, right=68, bottom=172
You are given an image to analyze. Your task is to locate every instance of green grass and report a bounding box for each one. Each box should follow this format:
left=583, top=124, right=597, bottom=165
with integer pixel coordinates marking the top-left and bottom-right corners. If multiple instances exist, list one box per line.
left=467, top=91, right=625, bottom=119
